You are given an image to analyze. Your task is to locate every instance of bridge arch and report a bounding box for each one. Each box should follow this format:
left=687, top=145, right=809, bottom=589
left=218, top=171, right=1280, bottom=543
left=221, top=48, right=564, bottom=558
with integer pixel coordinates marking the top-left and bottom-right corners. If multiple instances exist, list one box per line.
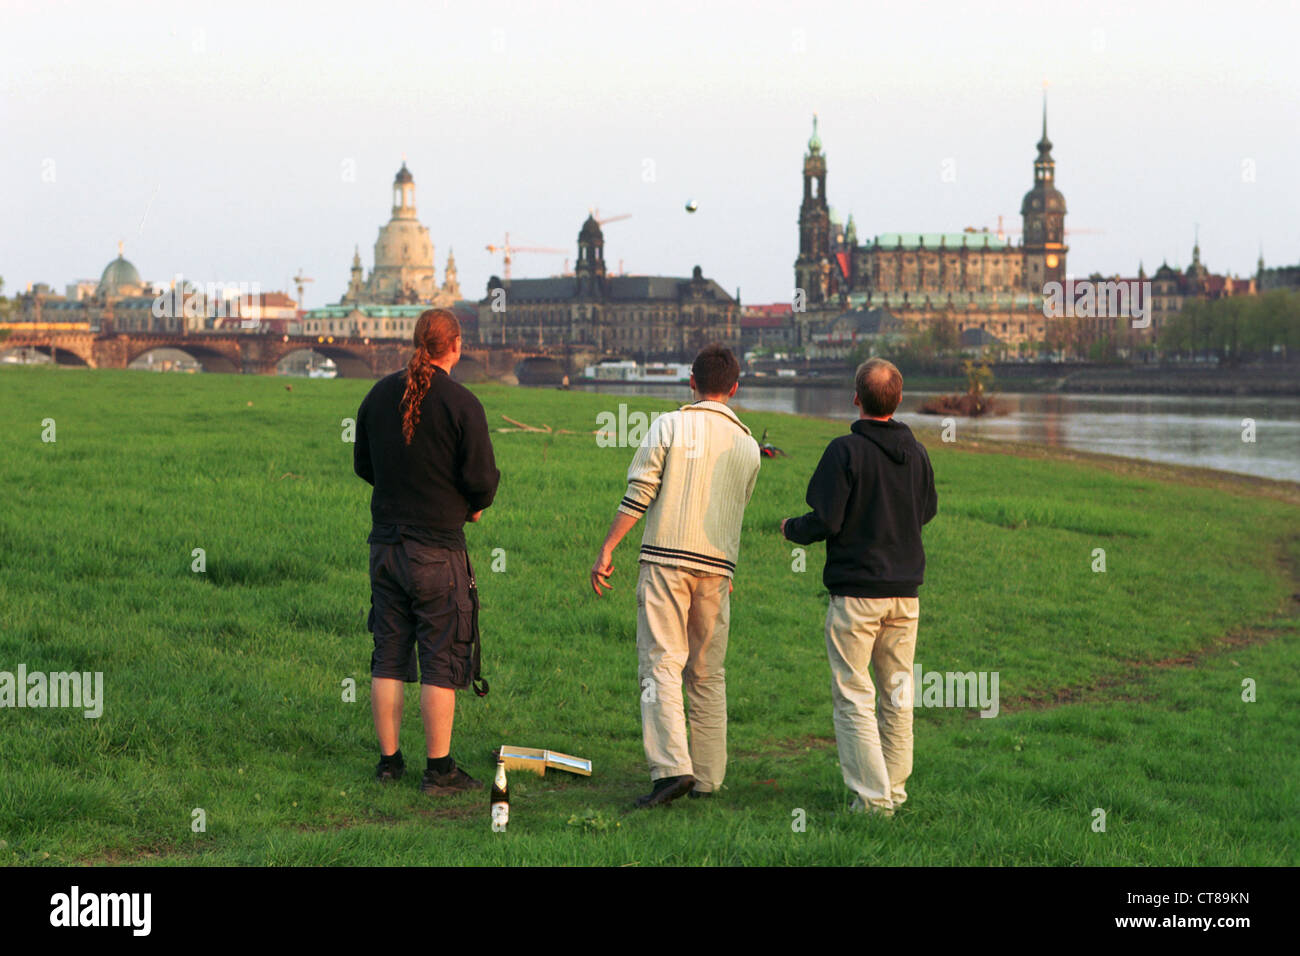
left=26, top=344, right=91, bottom=366
left=127, top=344, right=241, bottom=374
left=301, top=345, right=373, bottom=378
left=515, top=355, right=566, bottom=385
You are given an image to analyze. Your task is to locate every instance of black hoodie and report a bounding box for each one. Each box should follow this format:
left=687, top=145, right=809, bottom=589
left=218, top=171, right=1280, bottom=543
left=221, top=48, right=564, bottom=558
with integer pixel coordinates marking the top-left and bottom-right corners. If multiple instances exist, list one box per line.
left=783, top=417, right=937, bottom=598
left=353, top=367, right=500, bottom=548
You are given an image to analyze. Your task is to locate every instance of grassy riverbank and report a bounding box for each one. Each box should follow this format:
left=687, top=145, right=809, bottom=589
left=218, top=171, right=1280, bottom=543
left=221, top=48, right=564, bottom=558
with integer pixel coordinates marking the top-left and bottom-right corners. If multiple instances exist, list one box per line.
left=1, top=365, right=1297, bottom=865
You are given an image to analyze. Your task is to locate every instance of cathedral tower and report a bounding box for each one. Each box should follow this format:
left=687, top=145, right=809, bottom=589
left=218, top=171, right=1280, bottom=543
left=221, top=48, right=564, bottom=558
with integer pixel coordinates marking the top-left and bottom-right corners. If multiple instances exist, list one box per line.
left=795, top=114, right=832, bottom=305
left=1021, top=97, right=1068, bottom=290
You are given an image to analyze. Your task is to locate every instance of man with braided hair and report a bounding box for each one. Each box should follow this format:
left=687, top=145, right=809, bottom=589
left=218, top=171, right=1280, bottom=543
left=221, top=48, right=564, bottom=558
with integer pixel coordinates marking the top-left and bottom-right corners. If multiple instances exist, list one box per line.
left=354, top=308, right=500, bottom=794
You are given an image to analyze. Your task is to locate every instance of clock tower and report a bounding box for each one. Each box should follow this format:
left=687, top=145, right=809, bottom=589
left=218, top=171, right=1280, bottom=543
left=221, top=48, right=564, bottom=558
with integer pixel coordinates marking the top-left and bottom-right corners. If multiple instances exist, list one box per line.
left=1021, top=97, right=1068, bottom=290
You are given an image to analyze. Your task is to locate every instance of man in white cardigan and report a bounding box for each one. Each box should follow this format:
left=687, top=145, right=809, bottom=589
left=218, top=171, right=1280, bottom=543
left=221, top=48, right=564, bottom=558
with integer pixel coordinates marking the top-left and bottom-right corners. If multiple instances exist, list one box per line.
left=591, top=345, right=761, bottom=808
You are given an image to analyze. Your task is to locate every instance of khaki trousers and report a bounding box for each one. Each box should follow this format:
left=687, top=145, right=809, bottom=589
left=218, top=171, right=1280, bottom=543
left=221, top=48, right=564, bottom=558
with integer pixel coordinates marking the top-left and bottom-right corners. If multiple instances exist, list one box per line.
left=824, top=595, right=919, bottom=812
left=636, top=561, right=731, bottom=792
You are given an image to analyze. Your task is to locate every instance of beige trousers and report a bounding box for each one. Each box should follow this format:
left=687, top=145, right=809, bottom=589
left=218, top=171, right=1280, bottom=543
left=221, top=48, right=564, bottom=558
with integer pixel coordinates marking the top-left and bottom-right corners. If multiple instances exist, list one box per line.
left=636, top=561, right=731, bottom=792
left=824, top=595, right=919, bottom=813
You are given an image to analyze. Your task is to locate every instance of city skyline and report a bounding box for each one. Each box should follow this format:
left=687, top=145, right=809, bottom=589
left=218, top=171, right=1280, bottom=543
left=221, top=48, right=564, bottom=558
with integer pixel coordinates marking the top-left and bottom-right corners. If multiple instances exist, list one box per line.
left=3, top=0, right=1297, bottom=307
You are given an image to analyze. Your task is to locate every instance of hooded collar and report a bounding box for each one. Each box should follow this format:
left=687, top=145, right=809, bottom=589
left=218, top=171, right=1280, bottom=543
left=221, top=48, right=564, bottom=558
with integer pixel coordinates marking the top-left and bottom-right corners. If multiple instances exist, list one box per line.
left=850, top=416, right=912, bottom=464
left=681, top=400, right=752, bottom=436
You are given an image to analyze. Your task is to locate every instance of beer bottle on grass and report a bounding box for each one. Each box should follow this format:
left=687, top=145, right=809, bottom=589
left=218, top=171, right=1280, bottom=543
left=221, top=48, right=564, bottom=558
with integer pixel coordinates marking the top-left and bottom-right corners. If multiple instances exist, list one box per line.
left=491, top=759, right=509, bottom=831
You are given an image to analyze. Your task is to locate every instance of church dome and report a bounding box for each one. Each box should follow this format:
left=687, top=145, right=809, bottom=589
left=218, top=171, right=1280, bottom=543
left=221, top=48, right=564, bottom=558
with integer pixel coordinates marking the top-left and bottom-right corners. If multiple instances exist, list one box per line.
left=1020, top=184, right=1067, bottom=216
left=97, top=253, right=142, bottom=296
left=394, top=162, right=414, bottom=185
left=579, top=214, right=603, bottom=242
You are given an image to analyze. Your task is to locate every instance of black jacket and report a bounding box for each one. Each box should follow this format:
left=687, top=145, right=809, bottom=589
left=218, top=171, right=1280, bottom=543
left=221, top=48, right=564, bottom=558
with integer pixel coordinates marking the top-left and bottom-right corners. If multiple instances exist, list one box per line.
left=783, top=417, right=937, bottom=598
left=354, top=367, right=500, bottom=546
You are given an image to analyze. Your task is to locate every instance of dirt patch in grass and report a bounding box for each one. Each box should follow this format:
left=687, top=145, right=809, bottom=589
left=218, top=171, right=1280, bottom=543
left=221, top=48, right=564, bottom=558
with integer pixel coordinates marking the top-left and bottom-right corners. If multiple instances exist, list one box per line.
left=1001, top=536, right=1299, bottom=714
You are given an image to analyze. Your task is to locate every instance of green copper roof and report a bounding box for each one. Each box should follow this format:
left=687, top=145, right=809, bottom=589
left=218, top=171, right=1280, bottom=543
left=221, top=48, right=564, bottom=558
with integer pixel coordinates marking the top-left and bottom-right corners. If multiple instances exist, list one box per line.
left=304, top=304, right=429, bottom=318
left=870, top=232, right=1011, bottom=250
left=97, top=254, right=142, bottom=295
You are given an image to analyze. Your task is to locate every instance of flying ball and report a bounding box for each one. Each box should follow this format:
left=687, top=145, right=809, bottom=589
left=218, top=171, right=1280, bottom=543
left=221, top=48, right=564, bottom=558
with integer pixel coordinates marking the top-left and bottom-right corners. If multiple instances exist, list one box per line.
left=685, top=199, right=698, bottom=213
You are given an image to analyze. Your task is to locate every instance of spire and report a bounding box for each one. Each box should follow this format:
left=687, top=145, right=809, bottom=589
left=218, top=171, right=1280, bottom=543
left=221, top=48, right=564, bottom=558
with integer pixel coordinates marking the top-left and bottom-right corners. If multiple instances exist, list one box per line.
left=1037, top=86, right=1053, bottom=157
left=808, top=113, right=822, bottom=154
left=117, top=239, right=124, bottom=257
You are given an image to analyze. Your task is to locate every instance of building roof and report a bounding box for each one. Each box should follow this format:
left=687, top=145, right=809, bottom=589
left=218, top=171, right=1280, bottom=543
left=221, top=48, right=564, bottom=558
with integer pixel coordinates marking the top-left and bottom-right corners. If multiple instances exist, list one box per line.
left=802, top=308, right=905, bottom=342
left=491, top=277, right=576, bottom=302
left=488, top=274, right=735, bottom=305
left=247, top=292, right=298, bottom=308
left=579, top=214, right=603, bottom=242
left=97, top=254, right=142, bottom=296
left=867, top=232, right=1011, bottom=250
left=304, top=304, right=430, bottom=319
left=1021, top=182, right=1067, bottom=215
left=741, top=303, right=793, bottom=328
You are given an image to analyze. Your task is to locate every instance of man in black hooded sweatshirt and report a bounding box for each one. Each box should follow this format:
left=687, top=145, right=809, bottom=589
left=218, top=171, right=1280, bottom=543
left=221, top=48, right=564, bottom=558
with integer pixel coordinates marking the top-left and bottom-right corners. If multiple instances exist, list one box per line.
left=781, top=358, right=937, bottom=815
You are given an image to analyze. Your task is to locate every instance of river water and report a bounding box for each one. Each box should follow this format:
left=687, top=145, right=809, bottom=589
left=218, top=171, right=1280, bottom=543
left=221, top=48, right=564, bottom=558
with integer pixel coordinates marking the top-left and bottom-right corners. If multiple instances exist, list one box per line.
left=574, top=384, right=1300, bottom=483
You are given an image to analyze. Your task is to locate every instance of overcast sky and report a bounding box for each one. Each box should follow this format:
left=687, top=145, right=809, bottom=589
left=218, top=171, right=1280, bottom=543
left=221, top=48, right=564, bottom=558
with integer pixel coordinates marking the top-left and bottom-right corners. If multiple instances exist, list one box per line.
left=2, top=0, right=1297, bottom=307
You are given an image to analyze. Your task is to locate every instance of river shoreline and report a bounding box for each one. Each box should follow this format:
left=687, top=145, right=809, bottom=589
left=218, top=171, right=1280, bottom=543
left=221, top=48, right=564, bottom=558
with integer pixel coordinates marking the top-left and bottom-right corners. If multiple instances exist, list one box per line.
left=570, top=379, right=1299, bottom=483
left=576, top=363, right=1299, bottom=397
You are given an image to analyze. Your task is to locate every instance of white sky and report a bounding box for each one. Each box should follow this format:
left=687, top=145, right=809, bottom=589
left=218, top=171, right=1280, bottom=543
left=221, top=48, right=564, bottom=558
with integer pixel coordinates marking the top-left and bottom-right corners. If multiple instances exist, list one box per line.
left=2, top=0, right=1297, bottom=306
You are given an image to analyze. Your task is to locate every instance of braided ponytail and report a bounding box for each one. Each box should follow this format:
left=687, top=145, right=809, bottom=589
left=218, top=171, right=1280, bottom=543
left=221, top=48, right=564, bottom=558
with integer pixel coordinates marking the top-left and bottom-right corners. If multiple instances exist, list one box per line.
left=400, top=308, right=461, bottom=445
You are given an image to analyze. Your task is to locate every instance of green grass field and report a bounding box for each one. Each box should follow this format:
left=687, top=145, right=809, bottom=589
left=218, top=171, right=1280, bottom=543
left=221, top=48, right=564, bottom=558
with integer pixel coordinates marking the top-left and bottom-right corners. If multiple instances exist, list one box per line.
left=1, top=365, right=1297, bottom=866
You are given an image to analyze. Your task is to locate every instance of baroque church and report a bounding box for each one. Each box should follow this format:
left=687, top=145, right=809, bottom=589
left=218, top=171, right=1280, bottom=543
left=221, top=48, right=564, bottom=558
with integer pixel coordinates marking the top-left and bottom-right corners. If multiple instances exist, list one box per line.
left=340, top=161, right=460, bottom=307
left=302, top=160, right=469, bottom=342
left=794, top=103, right=1068, bottom=350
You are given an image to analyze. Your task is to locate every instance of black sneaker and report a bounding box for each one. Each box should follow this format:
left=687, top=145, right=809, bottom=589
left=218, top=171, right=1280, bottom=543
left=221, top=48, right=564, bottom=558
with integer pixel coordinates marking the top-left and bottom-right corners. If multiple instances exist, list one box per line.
left=634, top=774, right=695, bottom=808
left=420, top=760, right=483, bottom=795
left=687, top=789, right=713, bottom=800
left=375, top=754, right=405, bottom=782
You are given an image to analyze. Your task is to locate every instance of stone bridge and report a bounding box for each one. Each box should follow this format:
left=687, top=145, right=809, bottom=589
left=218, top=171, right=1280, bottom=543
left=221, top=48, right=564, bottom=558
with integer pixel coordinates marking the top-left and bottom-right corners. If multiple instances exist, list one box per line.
left=0, top=330, right=596, bottom=382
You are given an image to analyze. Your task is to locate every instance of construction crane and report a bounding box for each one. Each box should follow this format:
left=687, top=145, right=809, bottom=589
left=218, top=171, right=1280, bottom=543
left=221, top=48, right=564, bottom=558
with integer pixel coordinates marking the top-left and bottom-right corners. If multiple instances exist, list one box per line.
left=992, top=215, right=1104, bottom=241
left=291, top=270, right=314, bottom=311
left=485, top=232, right=567, bottom=281
left=592, top=208, right=632, bottom=226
